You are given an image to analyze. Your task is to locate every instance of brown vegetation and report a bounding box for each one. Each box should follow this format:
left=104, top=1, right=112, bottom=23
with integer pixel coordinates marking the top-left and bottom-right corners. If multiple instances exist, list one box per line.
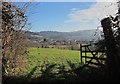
left=2, top=2, right=29, bottom=76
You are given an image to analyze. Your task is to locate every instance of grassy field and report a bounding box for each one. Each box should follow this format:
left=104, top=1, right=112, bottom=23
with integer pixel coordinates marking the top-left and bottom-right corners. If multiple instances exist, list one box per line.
left=5, top=48, right=107, bottom=83
left=24, top=47, right=106, bottom=77
left=28, top=47, right=80, bottom=62
left=24, top=48, right=81, bottom=76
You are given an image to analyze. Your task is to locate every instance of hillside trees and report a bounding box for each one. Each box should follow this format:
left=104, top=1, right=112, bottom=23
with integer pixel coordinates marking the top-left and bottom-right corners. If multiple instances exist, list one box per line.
left=2, top=2, right=31, bottom=76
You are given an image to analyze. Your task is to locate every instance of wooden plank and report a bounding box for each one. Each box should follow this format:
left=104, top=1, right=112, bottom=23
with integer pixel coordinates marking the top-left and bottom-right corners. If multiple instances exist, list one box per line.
left=85, top=45, right=87, bottom=63
left=81, top=56, right=106, bottom=60
left=81, top=44, right=91, bottom=47
left=86, top=61, right=104, bottom=66
left=80, top=44, right=82, bottom=63
left=81, top=50, right=106, bottom=53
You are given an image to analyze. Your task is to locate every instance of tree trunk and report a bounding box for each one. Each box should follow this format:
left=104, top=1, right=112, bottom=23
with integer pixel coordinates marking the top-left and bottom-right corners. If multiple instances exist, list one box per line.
left=101, top=17, right=120, bottom=80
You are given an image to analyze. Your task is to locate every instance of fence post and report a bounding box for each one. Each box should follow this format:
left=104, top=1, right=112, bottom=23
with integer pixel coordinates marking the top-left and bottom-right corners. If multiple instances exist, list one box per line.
left=85, top=45, right=87, bottom=63
left=80, top=44, right=82, bottom=63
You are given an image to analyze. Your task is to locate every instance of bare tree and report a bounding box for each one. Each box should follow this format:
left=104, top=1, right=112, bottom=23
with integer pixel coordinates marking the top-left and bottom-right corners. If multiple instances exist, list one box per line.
left=2, top=2, right=31, bottom=76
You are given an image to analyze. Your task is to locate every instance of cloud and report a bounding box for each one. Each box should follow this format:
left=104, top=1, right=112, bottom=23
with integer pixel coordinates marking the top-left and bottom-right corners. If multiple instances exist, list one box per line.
left=65, top=0, right=118, bottom=30
left=95, top=0, right=119, bottom=2
left=6, top=0, right=119, bottom=2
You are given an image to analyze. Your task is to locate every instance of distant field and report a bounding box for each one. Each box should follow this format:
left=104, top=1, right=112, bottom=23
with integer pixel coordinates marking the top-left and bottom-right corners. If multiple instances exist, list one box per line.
left=24, top=48, right=80, bottom=76
left=27, top=47, right=80, bottom=63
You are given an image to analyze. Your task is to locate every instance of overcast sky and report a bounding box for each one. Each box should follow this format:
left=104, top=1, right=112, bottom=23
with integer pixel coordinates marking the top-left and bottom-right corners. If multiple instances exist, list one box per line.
left=13, top=0, right=119, bottom=32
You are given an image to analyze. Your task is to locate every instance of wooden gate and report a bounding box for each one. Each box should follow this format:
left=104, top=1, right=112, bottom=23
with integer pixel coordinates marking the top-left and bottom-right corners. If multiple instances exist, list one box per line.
left=80, top=44, right=106, bottom=68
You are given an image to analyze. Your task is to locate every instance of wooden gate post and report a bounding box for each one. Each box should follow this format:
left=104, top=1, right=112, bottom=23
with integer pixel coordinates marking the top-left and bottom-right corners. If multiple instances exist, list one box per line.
left=80, top=44, right=82, bottom=63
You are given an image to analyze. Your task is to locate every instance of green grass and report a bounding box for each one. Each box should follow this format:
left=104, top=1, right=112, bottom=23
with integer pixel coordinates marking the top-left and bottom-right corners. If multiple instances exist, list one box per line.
left=24, top=47, right=106, bottom=77
left=27, top=47, right=80, bottom=63
left=24, top=48, right=80, bottom=76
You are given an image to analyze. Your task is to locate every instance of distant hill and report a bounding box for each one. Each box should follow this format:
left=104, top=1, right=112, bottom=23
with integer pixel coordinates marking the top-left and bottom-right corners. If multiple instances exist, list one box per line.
left=25, top=29, right=102, bottom=42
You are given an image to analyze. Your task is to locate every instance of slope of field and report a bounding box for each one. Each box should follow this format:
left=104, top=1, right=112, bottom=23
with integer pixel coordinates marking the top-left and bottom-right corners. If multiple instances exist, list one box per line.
left=25, top=48, right=80, bottom=76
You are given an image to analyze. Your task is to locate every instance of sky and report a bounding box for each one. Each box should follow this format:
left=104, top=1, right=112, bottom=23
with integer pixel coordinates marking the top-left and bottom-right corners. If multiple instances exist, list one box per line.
left=13, top=0, right=118, bottom=32
left=5, top=0, right=119, bottom=2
